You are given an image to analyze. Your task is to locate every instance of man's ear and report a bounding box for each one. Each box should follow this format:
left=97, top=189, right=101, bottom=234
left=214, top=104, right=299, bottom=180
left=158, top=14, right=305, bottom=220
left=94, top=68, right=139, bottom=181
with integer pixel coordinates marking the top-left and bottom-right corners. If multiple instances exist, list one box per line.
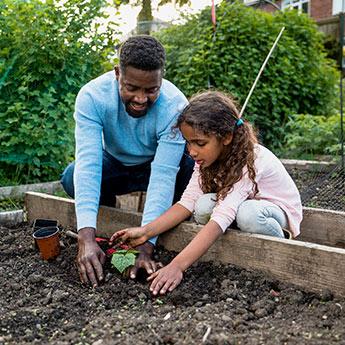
left=114, top=66, right=120, bottom=80
left=223, top=133, right=233, bottom=146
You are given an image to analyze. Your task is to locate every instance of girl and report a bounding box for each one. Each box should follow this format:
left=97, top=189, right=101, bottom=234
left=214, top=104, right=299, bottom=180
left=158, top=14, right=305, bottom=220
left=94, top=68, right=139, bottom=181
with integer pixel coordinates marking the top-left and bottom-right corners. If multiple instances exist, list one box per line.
left=110, top=90, right=303, bottom=295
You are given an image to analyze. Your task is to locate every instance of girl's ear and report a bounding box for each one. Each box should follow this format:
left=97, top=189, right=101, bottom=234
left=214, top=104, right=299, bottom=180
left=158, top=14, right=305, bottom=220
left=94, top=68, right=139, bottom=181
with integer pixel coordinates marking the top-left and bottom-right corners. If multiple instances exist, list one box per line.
left=223, top=133, right=233, bottom=146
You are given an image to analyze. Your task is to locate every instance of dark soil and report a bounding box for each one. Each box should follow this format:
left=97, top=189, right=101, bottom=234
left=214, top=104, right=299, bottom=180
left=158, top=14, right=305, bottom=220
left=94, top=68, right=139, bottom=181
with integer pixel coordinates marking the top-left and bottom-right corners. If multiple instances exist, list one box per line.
left=1, top=224, right=345, bottom=345
left=288, top=165, right=345, bottom=212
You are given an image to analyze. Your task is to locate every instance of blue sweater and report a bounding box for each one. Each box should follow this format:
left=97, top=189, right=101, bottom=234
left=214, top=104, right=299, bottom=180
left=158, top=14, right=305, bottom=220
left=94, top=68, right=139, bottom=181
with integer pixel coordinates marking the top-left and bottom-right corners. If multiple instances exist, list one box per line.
left=74, top=71, right=188, bottom=244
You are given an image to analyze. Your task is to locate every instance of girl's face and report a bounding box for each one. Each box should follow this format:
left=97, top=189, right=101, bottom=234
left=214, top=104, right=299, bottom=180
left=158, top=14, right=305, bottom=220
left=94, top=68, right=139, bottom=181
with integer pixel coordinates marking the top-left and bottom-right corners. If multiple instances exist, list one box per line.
left=180, top=122, right=232, bottom=168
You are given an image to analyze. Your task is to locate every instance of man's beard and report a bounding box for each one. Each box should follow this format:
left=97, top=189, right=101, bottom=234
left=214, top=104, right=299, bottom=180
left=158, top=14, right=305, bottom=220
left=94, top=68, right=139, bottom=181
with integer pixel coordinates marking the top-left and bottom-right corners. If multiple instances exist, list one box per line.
left=125, top=100, right=153, bottom=118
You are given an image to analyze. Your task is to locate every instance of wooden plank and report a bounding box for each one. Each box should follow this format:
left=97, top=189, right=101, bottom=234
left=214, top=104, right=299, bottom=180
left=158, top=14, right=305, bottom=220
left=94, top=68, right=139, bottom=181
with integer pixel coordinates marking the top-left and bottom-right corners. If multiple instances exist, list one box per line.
left=26, top=192, right=345, bottom=248
left=25, top=192, right=345, bottom=296
left=298, top=207, right=345, bottom=248
left=0, top=210, right=25, bottom=226
left=281, top=158, right=335, bottom=171
left=25, top=192, right=141, bottom=237
left=159, top=224, right=345, bottom=297
left=0, top=181, right=62, bottom=201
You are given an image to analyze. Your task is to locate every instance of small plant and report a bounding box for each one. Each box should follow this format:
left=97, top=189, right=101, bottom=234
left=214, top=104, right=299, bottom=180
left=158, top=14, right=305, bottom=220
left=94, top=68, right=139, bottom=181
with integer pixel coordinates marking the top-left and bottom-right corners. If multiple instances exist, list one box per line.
left=109, top=245, right=139, bottom=274
left=94, top=237, right=139, bottom=274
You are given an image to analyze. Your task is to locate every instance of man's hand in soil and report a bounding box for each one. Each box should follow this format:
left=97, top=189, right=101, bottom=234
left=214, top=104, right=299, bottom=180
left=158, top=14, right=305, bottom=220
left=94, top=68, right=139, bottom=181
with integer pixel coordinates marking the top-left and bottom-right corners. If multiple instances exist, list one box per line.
left=128, top=242, right=161, bottom=279
left=77, top=227, right=106, bottom=288
left=109, top=226, right=148, bottom=248
left=147, top=262, right=183, bottom=295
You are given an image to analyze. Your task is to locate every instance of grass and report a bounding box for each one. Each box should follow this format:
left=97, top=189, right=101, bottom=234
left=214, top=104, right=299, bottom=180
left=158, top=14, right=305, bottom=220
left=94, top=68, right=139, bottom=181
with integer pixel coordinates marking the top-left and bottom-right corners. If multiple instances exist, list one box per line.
left=0, top=198, right=24, bottom=212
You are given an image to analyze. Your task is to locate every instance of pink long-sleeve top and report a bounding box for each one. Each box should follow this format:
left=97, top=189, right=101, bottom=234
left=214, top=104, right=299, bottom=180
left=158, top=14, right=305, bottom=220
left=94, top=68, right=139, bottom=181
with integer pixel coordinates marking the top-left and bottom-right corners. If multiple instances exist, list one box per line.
left=178, top=144, right=303, bottom=237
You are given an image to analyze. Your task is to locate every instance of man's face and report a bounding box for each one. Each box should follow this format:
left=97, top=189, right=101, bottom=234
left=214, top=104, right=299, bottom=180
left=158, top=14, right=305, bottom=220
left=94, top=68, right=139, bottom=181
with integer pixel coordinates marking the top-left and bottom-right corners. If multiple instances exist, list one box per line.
left=115, top=66, right=162, bottom=118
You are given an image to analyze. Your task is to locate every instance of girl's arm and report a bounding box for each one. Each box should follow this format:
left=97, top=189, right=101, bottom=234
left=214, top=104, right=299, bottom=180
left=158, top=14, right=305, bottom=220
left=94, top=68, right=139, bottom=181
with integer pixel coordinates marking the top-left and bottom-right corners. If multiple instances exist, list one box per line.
left=146, top=203, right=192, bottom=238
left=109, top=203, right=192, bottom=247
left=147, top=220, right=223, bottom=295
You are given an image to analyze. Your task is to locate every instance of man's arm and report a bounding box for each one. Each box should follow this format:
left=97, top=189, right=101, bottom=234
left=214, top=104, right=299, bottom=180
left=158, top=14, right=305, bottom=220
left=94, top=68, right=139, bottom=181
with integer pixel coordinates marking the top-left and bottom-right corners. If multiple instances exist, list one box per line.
left=141, top=113, right=187, bottom=244
left=74, top=87, right=105, bottom=286
left=74, top=87, right=104, bottom=231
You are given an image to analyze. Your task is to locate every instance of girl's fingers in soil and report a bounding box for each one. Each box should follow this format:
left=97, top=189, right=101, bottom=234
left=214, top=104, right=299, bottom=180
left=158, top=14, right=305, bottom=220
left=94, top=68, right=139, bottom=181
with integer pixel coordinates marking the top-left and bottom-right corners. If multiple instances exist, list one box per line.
left=168, top=280, right=180, bottom=292
left=160, top=279, right=175, bottom=295
left=147, top=270, right=159, bottom=281
left=151, top=279, right=165, bottom=295
left=150, top=274, right=167, bottom=295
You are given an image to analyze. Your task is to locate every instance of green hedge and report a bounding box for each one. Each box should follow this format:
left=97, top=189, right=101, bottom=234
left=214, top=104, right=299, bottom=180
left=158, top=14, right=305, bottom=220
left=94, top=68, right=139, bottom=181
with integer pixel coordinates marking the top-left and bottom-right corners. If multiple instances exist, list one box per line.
left=155, top=1, right=339, bottom=149
left=282, top=114, right=343, bottom=158
left=0, top=0, right=119, bottom=185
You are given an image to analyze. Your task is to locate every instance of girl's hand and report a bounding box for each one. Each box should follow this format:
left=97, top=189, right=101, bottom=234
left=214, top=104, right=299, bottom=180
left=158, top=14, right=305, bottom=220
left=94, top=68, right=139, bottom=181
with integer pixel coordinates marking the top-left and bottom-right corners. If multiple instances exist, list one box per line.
left=147, top=262, right=183, bottom=295
left=109, top=226, right=149, bottom=247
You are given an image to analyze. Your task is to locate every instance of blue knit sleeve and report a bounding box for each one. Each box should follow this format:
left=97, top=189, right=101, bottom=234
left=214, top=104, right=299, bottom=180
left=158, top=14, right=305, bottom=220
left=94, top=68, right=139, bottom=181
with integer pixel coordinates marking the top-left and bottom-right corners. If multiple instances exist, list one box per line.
left=74, top=86, right=104, bottom=231
left=142, top=96, right=187, bottom=245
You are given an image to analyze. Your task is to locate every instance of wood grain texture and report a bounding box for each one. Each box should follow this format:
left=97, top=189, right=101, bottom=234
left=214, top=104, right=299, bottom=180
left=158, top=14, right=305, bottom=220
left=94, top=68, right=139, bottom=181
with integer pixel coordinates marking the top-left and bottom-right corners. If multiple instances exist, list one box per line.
left=25, top=192, right=345, bottom=296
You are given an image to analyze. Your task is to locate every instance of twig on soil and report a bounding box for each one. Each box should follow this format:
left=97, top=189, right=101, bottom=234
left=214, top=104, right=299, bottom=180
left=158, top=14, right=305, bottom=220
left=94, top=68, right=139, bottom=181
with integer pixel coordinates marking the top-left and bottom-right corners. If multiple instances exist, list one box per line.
left=65, top=230, right=78, bottom=239
left=163, top=312, right=171, bottom=320
left=202, top=326, right=211, bottom=343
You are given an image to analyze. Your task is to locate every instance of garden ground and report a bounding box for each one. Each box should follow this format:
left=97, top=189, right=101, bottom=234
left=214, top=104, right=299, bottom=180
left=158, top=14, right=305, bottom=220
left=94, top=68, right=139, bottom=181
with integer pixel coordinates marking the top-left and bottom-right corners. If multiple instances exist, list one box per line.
left=0, top=224, right=345, bottom=345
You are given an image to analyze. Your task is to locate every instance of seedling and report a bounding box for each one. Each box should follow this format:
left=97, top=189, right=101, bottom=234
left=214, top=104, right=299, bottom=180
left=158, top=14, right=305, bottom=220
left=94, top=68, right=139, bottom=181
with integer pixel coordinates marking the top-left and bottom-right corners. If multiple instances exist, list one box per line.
left=110, top=246, right=139, bottom=274
left=94, top=237, right=140, bottom=274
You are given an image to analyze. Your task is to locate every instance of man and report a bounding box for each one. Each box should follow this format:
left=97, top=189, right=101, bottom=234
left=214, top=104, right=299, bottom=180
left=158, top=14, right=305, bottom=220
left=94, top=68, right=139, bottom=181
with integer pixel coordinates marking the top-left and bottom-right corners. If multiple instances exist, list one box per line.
left=61, top=35, right=194, bottom=287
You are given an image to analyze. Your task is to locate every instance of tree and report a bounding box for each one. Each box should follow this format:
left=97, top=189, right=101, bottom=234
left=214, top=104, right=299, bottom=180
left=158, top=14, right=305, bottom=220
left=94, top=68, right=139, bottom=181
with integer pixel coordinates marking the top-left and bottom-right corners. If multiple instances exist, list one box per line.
left=155, top=1, right=339, bottom=150
left=117, top=0, right=190, bottom=34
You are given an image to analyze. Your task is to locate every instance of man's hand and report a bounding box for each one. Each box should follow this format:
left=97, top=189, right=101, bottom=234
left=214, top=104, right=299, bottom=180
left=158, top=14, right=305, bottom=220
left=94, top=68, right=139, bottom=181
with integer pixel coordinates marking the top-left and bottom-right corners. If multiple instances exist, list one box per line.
left=128, top=242, right=162, bottom=279
left=147, top=262, right=183, bottom=295
left=109, top=226, right=149, bottom=248
left=77, top=227, right=106, bottom=288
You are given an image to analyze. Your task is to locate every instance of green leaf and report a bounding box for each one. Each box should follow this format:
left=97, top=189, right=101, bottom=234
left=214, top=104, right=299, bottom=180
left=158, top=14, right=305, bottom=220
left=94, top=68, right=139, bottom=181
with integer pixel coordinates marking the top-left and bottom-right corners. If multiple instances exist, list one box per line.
left=111, top=252, right=137, bottom=274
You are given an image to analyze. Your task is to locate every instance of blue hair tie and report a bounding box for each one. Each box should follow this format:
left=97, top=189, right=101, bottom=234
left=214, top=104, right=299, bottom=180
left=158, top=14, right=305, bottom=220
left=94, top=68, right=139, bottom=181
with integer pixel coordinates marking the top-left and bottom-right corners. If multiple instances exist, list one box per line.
left=236, top=118, right=244, bottom=127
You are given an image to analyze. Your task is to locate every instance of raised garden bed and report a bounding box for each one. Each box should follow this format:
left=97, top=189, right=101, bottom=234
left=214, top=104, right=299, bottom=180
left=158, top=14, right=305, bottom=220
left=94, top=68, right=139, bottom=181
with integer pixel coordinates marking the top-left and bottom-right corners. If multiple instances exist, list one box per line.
left=1, top=177, right=345, bottom=344
left=1, top=223, right=344, bottom=345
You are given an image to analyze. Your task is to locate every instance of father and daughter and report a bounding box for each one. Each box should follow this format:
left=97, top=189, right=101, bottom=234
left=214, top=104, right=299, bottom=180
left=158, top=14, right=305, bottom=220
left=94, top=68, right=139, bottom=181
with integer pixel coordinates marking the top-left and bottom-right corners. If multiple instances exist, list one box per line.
left=63, top=35, right=302, bottom=292
left=110, top=90, right=302, bottom=295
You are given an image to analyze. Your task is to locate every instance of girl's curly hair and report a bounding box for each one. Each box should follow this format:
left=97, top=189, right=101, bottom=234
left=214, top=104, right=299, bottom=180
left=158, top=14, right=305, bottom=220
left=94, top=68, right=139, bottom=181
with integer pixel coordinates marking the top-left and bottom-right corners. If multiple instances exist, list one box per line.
left=176, top=90, right=258, bottom=201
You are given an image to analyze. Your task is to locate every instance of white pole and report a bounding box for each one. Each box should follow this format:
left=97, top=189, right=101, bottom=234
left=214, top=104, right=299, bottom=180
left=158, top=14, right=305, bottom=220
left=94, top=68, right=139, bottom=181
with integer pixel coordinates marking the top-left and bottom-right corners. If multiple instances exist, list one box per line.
left=239, top=26, right=285, bottom=117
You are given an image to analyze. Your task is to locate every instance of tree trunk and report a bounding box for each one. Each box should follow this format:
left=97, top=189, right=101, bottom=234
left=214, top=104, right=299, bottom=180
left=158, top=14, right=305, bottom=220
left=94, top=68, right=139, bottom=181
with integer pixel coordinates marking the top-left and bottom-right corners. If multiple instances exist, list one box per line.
left=137, top=0, right=153, bottom=34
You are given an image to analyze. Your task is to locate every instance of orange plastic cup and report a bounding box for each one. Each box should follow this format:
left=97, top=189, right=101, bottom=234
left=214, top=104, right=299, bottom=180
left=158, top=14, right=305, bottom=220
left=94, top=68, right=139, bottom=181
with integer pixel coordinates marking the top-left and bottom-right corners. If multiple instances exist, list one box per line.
left=33, top=226, right=60, bottom=260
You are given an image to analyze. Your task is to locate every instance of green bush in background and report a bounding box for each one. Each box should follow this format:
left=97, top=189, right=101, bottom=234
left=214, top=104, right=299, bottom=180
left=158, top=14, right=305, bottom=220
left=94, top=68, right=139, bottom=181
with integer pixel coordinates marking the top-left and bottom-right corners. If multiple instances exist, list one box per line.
left=155, top=1, right=339, bottom=150
left=0, top=0, right=119, bottom=186
left=282, top=114, right=343, bottom=158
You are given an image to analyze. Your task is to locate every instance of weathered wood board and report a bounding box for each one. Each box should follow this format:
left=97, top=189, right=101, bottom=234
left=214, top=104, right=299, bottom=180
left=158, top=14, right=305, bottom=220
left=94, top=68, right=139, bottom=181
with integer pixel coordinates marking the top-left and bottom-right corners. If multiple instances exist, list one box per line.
left=25, top=192, right=345, bottom=296
left=299, top=207, right=345, bottom=248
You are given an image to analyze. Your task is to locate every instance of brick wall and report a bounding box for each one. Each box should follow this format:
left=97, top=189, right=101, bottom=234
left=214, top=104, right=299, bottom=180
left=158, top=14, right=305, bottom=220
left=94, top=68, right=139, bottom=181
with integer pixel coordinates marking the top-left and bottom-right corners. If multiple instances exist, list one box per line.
left=311, top=0, right=333, bottom=20
left=250, top=0, right=334, bottom=21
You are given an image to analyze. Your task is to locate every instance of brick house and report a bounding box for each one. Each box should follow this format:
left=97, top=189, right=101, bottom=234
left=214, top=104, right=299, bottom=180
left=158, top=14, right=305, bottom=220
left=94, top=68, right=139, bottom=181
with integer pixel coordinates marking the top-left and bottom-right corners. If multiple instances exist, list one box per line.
left=243, top=0, right=344, bottom=38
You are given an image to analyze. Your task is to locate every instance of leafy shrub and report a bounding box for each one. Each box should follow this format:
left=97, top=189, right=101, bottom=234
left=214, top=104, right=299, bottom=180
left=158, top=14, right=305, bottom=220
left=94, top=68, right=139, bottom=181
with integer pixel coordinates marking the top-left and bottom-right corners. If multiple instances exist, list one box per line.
left=155, top=1, right=339, bottom=149
left=0, top=0, right=119, bottom=185
left=281, top=114, right=343, bottom=158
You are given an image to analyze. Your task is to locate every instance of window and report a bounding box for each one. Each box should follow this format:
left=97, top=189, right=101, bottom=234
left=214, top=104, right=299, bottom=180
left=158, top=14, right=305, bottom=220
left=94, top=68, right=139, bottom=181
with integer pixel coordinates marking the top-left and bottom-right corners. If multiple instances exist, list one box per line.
left=282, top=0, right=309, bottom=14
left=333, top=0, right=345, bottom=15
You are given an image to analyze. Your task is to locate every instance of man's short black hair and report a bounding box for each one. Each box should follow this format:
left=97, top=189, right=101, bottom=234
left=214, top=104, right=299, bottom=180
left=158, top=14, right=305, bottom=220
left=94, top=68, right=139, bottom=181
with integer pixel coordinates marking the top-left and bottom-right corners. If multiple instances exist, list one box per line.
left=119, top=35, right=166, bottom=72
